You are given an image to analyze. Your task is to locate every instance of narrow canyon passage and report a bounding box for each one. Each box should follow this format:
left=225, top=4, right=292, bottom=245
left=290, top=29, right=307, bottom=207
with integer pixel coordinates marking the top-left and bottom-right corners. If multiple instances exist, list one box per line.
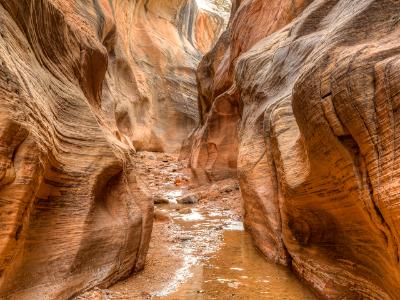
left=78, top=152, right=316, bottom=299
left=1, top=0, right=400, bottom=299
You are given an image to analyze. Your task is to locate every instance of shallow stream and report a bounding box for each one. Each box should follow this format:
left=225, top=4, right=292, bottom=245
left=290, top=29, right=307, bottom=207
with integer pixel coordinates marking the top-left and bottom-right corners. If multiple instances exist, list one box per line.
left=98, top=153, right=317, bottom=300
left=153, top=193, right=316, bottom=299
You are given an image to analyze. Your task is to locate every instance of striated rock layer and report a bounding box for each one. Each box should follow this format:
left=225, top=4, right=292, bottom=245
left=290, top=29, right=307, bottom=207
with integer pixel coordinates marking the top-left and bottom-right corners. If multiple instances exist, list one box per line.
left=188, top=0, right=400, bottom=298
left=99, top=0, right=226, bottom=152
left=0, top=0, right=225, bottom=299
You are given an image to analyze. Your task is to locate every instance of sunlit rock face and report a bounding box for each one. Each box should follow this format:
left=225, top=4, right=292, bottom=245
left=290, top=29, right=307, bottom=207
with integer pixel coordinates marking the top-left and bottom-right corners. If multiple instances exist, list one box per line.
left=0, top=0, right=226, bottom=299
left=188, top=0, right=400, bottom=298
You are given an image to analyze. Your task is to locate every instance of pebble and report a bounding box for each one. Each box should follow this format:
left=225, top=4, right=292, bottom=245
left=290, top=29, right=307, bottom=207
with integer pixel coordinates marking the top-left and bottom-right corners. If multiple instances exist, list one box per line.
left=174, top=177, right=187, bottom=186
left=178, top=235, right=192, bottom=241
left=214, top=225, right=224, bottom=230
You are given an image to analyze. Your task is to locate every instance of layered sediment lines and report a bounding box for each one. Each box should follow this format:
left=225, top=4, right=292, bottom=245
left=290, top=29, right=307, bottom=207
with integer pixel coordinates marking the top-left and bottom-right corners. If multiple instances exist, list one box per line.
left=189, top=0, right=400, bottom=298
left=0, top=0, right=225, bottom=299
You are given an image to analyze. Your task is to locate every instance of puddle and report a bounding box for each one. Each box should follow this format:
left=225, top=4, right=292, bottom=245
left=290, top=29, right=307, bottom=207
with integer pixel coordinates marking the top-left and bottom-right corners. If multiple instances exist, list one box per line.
left=153, top=199, right=316, bottom=300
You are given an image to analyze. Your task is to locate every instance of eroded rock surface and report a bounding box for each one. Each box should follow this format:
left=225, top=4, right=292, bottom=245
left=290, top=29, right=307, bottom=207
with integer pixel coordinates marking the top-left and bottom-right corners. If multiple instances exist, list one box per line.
left=0, top=0, right=226, bottom=299
left=188, top=0, right=400, bottom=298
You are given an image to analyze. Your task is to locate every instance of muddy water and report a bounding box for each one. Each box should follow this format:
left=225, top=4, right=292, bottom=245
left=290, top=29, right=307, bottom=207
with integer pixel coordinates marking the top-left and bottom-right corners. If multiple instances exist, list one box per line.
left=78, top=153, right=316, bottom=300
left=154, top=200, right=316, bottom=299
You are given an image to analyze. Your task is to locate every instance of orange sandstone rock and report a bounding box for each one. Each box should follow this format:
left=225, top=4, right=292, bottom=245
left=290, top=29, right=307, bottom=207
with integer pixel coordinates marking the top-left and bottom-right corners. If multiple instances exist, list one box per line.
left=0, top=0, right=226, bottom=298
left=188, top=0, right=400, bottom=298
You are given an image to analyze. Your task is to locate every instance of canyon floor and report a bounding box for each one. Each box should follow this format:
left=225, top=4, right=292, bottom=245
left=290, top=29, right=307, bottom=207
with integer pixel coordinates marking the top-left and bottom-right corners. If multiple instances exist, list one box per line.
left=77, top=152, right=316, bottom=300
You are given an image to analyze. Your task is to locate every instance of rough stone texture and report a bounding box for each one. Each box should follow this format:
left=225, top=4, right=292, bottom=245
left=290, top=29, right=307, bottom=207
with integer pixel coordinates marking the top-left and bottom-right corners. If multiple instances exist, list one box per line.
left=188, top=0, right=313, bottom=183
left=0, top=0, right=225, bottom=299
left=99, top=0, right=227, bottom=152
left=188, top=0, right=400, bottom=298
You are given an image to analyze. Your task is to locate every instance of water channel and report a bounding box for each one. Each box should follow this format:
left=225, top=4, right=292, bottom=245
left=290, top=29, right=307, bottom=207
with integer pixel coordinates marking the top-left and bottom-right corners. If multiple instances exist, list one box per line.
left=154, top=191, right=316, bottom=299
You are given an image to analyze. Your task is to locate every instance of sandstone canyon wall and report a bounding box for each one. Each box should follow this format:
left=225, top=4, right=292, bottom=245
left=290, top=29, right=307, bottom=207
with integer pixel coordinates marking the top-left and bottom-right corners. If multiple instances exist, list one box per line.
left=189, top=0, right=400, bottom=298
left=0, top=0, right=225, bottom=299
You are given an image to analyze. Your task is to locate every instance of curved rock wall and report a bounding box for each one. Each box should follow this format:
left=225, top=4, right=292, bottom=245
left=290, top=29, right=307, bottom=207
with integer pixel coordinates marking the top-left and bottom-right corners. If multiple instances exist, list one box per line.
left=189, top=0, right=313, bottom=183
left=189, top=0, right=400, bottom=298
left=0, top=0, right=225, bottom=299
left=101, top=0, right=226, bottom=152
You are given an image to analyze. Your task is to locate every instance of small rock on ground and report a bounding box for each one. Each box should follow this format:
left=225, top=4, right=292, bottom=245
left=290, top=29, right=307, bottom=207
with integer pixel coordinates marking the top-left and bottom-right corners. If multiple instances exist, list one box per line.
left=177, top=235, right=192, bottom=241
left=179, top=207, right=192, bottom=214
left=154, top=209, right=171, bottom=222
left=177, top=193, right=199, bottom=204
left=153, top=194, right=169, bottom=204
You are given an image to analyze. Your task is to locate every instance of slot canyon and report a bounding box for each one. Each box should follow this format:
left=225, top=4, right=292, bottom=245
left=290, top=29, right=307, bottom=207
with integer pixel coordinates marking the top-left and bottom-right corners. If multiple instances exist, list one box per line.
left=0, top=0, right=399, bottom=299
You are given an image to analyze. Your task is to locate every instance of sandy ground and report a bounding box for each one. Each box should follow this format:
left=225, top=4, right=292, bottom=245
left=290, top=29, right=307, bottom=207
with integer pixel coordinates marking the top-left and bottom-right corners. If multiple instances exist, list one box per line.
left=76, top=151, right=243, bottom=300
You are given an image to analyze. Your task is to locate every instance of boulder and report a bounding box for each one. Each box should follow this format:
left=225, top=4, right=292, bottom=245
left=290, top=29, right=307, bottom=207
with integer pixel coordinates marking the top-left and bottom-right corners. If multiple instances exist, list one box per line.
left=153, top=194, right=170, bottom=204
left=177, top=193, right=200, bottom=204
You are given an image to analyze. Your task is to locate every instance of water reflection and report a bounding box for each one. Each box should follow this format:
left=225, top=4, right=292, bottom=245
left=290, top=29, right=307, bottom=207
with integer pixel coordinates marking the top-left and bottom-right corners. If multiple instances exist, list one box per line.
left=156, top=220, right=316, bottom=299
